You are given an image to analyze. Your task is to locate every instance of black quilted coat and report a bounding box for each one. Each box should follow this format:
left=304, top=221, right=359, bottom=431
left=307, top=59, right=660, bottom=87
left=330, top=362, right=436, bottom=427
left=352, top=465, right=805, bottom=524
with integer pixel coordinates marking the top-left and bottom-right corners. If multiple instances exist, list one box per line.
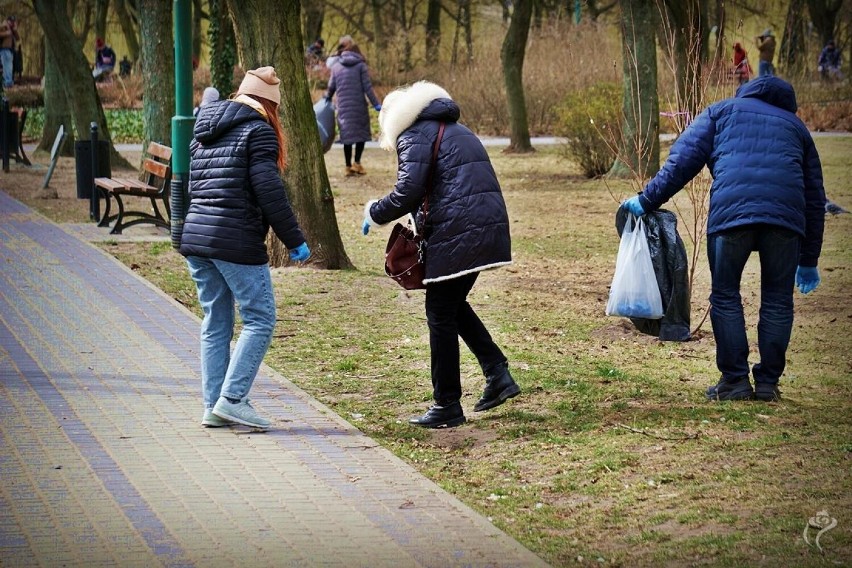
left=368, top=98, right=512, bottom=283
left=179, top=100, right=304, bottom=265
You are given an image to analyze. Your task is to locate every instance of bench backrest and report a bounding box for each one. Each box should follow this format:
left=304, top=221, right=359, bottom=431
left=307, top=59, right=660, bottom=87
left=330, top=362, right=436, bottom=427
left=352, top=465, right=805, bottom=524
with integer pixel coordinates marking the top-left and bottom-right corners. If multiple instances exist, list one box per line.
left=143, top=142, right=172, bottom=191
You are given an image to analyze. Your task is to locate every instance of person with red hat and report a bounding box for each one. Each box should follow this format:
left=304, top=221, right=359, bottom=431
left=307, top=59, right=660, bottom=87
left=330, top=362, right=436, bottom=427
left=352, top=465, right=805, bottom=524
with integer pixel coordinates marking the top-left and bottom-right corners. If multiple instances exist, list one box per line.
left=92, top=37, right=116, bottom=81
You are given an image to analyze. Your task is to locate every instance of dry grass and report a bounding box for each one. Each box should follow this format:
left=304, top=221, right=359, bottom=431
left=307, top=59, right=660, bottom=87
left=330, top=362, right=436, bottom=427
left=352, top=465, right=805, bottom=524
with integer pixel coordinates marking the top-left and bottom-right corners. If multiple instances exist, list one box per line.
left=5, top=134, right=851, bottom=566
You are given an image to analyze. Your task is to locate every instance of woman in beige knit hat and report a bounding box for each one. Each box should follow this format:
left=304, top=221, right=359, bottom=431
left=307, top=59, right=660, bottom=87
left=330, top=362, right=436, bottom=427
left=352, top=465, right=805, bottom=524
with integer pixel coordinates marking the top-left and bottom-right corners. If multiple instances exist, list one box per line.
left=180, top=66, right=310, bottom=430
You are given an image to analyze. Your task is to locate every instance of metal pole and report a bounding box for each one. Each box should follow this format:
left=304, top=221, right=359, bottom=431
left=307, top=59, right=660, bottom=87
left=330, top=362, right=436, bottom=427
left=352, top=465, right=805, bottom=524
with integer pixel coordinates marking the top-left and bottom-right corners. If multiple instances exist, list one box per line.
left=89, top=122, right=100, bottom=221
left=170, top=0, right=195, bottom=249
left=1, top=98, right=9, bottom=173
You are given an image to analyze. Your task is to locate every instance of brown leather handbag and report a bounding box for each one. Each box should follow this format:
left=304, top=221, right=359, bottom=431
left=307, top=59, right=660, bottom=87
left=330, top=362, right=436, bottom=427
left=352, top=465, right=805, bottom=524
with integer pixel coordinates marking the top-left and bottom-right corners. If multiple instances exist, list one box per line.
left=384, top=123, right=446, bottom=290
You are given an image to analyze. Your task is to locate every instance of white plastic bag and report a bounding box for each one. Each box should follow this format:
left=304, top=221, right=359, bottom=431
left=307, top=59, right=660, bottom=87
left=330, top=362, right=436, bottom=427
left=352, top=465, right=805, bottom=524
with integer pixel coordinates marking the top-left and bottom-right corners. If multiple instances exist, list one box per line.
left=605, top=215, right=664, bottom=319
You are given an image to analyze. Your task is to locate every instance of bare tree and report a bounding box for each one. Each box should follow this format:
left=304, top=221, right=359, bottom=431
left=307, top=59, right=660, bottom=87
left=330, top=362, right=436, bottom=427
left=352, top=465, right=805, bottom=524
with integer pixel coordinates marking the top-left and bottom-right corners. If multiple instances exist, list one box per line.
left=301, top=0, right=325, bottom=43
left=139, top=0, right=175, bottom=150
left=501, top=0, right=534, bottom=153
left=426, top=0, right=441, bottom=63
left=780, top=0, right=807, bottom=73
left=807, top=0, right=844, bottom=45
left=32, top=0, right=130, bottom=168
left=208, top=0, right=237, bottom=98
left=609, top=0, right=659, bottom=180
left=37, top=36, right=75, bottom=156
left=227, top=0, right=353, bottom=269
left=113, top=0, right=141, bottom=63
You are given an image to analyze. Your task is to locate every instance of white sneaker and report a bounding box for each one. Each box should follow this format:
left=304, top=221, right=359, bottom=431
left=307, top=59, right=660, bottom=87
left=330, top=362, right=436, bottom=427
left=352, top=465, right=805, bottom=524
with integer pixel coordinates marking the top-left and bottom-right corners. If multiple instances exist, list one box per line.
left=212, top=398, right=271, bottom=429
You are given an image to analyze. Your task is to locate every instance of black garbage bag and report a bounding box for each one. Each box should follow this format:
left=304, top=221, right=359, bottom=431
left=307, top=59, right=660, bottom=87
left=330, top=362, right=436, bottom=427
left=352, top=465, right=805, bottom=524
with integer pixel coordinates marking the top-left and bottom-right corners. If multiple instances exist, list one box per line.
left=615, top=208, right=691, bottom=341
left=313, top=97, right=335, bottom=154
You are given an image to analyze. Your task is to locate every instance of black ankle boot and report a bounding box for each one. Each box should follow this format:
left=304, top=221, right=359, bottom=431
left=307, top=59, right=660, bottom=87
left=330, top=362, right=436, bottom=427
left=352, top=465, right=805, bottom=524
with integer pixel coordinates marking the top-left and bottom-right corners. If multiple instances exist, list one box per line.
left=408, top=401, right=466, bottom=428
left=474, top=362, right=521, bottom=412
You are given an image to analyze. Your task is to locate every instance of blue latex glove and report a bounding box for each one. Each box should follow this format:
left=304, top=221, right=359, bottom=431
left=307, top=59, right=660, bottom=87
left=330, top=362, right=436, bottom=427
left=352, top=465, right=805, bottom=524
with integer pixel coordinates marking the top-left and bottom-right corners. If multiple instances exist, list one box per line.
left=621, top=195, right=645, bottom=217
left=374, top=104, right=382, bottom=111
left=795, top=266, right=820, bottom=294
left=289, top=242, right=310, bottom=262
left=361, top=219, right=371, bottom=236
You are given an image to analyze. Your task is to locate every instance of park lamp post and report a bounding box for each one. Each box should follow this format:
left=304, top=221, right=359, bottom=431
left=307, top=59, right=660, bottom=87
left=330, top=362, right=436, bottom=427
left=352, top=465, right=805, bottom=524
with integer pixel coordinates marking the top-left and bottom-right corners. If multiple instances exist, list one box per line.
left=170, top=0, right=194, bottom=249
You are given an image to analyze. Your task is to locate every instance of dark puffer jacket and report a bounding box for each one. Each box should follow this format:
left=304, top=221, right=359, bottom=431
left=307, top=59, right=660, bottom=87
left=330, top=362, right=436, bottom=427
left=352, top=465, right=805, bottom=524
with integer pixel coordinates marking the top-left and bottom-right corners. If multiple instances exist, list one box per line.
left=367, top=93, right=511, bottom=283
left=179, top=99, right=305, bottom=265
left=638, top=75, right=826, bottom=267
left=326, top=50, right=381, bottom=144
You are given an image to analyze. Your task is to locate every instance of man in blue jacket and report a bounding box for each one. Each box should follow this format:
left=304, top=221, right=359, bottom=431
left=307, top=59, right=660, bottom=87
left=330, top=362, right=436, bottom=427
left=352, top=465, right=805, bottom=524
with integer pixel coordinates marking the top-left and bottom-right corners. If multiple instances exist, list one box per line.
left=623, top=75, right=826, bottom=402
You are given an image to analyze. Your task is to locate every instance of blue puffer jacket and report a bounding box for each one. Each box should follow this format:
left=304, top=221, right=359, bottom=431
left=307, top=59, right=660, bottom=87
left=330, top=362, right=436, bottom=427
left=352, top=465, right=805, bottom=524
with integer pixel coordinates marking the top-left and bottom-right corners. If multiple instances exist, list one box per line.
left=638, top=76, right=826, bottom=266
left=326, top=51, right=381, bottom=144
left=367, top=84, right=511, bottom=283
left=179, top=98, right=305, bottom=265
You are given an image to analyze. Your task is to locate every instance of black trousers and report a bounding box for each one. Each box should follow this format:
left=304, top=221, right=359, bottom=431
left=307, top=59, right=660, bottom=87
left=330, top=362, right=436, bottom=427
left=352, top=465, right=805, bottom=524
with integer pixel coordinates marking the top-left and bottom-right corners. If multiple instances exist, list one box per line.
left=424, top=272, right=506, bottom=404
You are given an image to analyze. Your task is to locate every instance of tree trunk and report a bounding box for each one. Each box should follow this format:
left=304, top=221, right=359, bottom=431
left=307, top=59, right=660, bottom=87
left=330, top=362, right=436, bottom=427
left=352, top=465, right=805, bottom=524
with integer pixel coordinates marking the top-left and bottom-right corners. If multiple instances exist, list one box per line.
left=426, top=0, right=441, bottom=63
left=301, top=0, right=325, bottom=46
left=95, top=0, right=108, bottom=43
left=609, top=0, right=659, bottom=180
left=38, top=36, right=75, bottom=157
left=661, top=0, right=708, bottom=121
left=227, top=0, right=353, bottom=270
left=806, top=0, right=843, bottom=45
left=713, top=0, right=725, bottom=60
left=208, top=0, right=237, bottom=98
left=114, top=0, right=141, bottom=63
left=139, top=0, right=175, bottom=151
left=32, top=0, right=130, bottom=169
left=501, top=0, right=533, bottom=153
left=780, top=0, right=807, bottom=73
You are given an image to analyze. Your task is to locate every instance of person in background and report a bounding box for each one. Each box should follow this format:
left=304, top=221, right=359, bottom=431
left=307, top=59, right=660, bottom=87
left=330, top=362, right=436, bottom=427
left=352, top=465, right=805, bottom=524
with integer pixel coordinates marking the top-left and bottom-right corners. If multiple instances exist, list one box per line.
left=362, top=81, right=520, bottom=429
left=305, top=37, right=325, bottom=66
left=180, top=66, right=311, bottom=430
left=622, top=75, right=826, bottom=403
left=193, top=86, right=220, bottom=116
left=755, top=28, right=776, bottom=76
left=818, top=39, right=843, bottom=81
left=324, top=34, right=352, bottom=70
left=93, top=37, right=116, bottom=81
left=325, top=38, right=382, bottom=177
left=119, top=55, right=132, bottom=77
left=0, top=15, right=20, bottom=88
left=732, top=42, right=752, bottom=85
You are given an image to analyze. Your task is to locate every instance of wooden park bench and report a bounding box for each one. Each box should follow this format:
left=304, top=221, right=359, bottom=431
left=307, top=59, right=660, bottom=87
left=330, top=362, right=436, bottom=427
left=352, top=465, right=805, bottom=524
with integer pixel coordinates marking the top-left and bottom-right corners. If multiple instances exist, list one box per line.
left=95, top=141, right=172, bottom=234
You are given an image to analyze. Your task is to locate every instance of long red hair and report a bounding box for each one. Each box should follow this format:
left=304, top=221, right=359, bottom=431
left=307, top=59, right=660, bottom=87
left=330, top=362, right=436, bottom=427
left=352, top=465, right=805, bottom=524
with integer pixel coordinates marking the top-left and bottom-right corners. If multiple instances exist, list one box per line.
left=257, top=96, right=288, bottom=172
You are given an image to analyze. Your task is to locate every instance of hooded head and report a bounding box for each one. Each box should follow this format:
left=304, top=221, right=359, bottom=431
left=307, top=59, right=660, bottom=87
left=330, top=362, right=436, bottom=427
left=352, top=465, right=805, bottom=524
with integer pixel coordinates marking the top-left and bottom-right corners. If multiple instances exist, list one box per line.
left=378, top=81, right=453, bottom=151
left=236, top=66, right=281, bottom=105
left=761, top=28, right=773, bottom=37
left=96, top=37, right=105, bottom=50
left=736, top=75, right=797, bottom=113
left=201, top=87, right=220, bottom=106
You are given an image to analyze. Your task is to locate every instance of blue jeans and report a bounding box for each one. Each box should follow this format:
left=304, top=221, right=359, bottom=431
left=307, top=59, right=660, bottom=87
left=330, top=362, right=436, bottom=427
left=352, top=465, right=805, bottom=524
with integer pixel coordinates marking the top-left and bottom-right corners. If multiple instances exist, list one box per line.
left=707, top=225, right=799, bottom=386
left=0, top=48, right=13, bottom=87
left=186, top=256, right=276, bottom=408
left=758, top=60, right=774, bottom=76
left=425, top=272, right=506, bottom=404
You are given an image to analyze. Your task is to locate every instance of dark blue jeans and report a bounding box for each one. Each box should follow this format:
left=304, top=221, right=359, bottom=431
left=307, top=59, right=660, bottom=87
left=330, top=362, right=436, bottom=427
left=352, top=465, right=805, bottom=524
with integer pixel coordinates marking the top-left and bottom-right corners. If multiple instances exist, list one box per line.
left=707, top=225, right=800, bottom=385
left=425, top=272, right=506, bottom=404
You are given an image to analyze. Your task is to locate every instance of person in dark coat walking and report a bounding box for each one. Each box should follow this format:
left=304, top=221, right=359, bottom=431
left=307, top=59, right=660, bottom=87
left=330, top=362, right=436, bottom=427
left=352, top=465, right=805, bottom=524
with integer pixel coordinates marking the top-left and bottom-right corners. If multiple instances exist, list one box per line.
left=361, top=81, right=519, bottom=428
left=622, top=75, right=826, bottom=403
left=180, top=66, right=311, bottom=430
left=325, top=40, right=382, bottom=177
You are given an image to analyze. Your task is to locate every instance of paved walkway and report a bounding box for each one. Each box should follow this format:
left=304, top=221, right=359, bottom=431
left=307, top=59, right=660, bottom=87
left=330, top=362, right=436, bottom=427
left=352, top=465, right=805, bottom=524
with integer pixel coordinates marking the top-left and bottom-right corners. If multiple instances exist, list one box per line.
left=0, top=191, right=548, bottom=567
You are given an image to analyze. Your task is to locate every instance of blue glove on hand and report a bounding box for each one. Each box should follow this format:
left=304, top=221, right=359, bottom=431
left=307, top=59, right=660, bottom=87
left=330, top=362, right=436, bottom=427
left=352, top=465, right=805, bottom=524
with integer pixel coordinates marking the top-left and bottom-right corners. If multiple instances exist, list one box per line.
left=289, top=242, right=310, bottom=262
left=374, top=104, right=382, bottom=111
left=362, top=219, right=371, bottom=236
left=621, top=195, right=645, bottom=217
left=795, top=265, right=820, bottom=294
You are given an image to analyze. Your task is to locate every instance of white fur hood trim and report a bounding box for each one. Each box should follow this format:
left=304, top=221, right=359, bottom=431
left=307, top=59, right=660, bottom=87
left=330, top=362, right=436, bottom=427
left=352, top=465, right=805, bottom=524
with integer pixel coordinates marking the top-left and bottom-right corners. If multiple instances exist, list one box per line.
left=378, top=81, right=452, bottom=151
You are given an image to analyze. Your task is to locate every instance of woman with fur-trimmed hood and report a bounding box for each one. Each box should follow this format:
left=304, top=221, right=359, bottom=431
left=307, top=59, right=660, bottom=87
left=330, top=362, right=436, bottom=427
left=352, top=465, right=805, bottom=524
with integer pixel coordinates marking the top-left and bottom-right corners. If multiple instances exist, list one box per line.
left=361, top=81, right=519, bottom=429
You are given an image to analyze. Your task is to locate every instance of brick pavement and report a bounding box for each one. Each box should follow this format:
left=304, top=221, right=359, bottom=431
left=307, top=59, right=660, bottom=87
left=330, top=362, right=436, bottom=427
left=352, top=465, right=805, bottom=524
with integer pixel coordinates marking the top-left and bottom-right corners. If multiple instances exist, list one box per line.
left=0, top=191, right=548, bottom=567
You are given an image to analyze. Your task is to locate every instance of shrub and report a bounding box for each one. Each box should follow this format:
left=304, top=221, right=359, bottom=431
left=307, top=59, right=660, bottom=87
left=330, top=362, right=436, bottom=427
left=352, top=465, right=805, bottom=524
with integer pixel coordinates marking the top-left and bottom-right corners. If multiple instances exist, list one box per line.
left=554, top=82, right=622, bottom=178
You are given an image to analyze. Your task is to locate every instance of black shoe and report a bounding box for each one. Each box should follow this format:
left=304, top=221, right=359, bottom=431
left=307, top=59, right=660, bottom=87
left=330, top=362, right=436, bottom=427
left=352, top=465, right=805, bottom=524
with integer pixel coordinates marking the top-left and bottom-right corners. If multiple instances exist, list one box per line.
left=474, top=363, right=521, bottom=412
left=408, top=401, right=466, bottom=428
left=754, top=383, right=781, bottom=402
left=705, top=376, right=754, bottom=401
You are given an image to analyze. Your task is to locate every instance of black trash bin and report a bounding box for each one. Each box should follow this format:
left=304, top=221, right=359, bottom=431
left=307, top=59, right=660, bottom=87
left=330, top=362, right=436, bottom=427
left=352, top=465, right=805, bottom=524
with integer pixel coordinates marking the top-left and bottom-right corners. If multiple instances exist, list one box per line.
left=75, top=140, right=111, bottom=199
